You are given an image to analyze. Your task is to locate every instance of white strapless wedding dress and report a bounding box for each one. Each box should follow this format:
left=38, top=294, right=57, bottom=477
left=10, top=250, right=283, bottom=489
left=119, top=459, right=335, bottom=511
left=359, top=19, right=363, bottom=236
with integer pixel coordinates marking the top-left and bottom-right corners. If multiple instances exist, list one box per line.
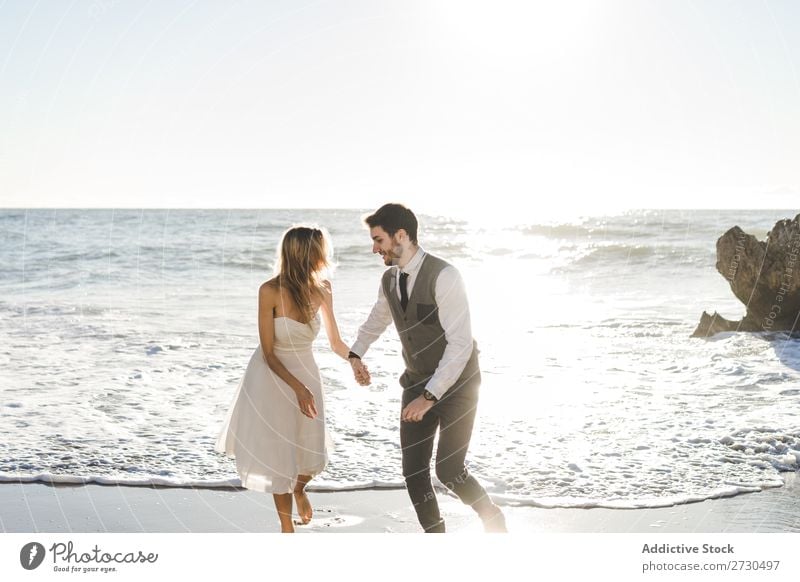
left=214, top=313, right=332, bottom=494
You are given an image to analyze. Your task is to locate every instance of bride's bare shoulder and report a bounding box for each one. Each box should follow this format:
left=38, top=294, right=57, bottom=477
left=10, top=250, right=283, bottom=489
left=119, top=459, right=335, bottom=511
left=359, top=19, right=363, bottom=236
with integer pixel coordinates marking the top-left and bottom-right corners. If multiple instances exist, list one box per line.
left=314, top=279, right=332, bottom=306
left=259, top=278, right=280, bottom=297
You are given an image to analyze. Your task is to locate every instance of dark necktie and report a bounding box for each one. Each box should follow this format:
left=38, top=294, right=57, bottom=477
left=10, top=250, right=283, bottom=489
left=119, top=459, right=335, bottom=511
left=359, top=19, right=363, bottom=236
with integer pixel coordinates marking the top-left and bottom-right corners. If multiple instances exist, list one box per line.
left=399, top=271, right=409, bottom=311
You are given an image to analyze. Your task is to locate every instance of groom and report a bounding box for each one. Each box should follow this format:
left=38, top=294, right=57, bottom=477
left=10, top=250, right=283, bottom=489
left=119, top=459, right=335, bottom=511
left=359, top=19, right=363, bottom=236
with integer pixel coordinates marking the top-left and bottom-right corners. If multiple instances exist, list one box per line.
left=347, top=203, right=507, bottom=533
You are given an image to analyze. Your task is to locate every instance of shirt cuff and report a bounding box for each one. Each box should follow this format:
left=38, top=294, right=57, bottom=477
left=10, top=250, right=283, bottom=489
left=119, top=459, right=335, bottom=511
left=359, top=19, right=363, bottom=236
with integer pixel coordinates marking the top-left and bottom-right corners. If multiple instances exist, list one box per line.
left=423, top=382, right=445, bottom=400
left=350, top=340, right=368, bottom=359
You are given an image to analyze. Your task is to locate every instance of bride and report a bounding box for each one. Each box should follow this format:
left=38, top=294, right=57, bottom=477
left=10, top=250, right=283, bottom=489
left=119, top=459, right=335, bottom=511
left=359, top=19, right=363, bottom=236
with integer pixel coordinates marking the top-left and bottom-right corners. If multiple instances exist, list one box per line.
left=215, top=225, right=370, bottom=533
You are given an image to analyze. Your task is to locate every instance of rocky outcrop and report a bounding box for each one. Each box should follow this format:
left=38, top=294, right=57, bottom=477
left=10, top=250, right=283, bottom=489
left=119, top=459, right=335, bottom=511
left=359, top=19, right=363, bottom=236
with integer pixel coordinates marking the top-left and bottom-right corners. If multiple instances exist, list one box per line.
left=692, top=214, right=800, bottom=337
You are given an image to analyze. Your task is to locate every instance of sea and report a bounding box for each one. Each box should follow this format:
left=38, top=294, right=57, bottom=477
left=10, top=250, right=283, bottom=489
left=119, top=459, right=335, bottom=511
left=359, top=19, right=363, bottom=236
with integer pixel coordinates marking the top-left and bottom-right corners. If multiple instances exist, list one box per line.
left=1, top=208, right=799, bottom=509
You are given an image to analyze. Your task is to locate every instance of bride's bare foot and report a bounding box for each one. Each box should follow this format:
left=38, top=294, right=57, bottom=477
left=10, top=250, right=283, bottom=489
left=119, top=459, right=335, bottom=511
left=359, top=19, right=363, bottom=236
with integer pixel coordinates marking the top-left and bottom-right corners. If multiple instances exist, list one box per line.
left=272, top=493, right=296, bottom=533
left=293, top=489, right=313, bottom=524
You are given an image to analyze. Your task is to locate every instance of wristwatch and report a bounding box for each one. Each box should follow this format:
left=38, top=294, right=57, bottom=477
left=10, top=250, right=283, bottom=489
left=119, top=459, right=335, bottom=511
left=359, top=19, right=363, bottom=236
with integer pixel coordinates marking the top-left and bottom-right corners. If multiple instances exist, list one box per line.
left=348, top=351, right=361, bottom=361
left=423, top=389, right=438, bottom=402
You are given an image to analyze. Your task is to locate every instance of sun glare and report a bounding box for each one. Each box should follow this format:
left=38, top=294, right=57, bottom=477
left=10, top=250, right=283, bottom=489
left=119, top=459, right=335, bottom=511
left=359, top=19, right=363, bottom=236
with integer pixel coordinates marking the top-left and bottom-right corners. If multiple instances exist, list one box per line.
left=429, top=0, right=599, bottom=61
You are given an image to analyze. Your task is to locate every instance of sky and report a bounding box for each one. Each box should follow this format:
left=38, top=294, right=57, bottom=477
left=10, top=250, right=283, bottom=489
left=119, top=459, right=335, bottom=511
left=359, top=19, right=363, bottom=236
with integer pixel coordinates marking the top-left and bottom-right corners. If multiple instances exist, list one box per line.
left=1, top=0, right=799, bottom=216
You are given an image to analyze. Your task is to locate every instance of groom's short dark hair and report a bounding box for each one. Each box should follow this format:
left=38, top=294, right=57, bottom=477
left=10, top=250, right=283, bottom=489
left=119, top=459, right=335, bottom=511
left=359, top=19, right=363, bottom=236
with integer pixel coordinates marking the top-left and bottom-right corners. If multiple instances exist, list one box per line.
left=364, top=203, right=418, bottom=244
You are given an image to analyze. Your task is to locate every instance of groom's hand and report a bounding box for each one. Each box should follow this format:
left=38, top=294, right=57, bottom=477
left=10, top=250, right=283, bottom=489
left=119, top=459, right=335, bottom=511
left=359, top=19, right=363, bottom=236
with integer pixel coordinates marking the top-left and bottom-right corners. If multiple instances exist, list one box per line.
left=401, top=396, right=435, bottom=423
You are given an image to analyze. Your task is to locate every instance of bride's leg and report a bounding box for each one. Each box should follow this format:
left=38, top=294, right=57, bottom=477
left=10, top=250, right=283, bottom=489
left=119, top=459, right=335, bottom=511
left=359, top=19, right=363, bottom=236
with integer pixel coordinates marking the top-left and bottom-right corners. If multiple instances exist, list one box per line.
left=293, top=474, right=313, bottom=524
left=273, top=493, right=295, bottom=533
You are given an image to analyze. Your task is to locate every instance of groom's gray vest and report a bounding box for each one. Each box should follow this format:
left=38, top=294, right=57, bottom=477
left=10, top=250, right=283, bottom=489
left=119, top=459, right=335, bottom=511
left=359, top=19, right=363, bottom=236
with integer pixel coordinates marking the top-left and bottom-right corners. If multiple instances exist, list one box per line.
left=381, top=252, right=480, bottom=393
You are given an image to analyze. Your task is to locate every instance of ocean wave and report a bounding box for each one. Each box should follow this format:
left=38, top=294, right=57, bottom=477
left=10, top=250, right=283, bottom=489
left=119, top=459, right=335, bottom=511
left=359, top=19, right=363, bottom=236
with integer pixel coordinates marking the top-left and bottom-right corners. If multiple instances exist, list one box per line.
left=554, top=243, right=713, bottom=270
left=720, top=428, right=800, bottom=471
left=0, top=472, right=407, bottom=491
left=0, top=301, right=112, bottom=318
left=518, top=210, right=747, bottom=243
left=0, top=472, right=787, bottom=509
left=520, top=223, right=656, bottom=239
left=567, top=243, right=659, bottom=265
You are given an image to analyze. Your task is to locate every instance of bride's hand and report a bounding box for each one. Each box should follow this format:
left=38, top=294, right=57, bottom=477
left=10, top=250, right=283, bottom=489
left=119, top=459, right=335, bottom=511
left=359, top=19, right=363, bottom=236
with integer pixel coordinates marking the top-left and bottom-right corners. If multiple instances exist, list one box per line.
left=350, top=359, right=371, bottom=386
left=359, top=364, right=371, bottom=385
left=295, top=387, right=318, bottom=419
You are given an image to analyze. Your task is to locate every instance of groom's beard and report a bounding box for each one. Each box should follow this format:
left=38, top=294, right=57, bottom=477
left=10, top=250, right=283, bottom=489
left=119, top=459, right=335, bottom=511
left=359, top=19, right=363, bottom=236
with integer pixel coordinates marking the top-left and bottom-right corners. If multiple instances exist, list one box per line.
left=384, top=244, right=403, bottom=265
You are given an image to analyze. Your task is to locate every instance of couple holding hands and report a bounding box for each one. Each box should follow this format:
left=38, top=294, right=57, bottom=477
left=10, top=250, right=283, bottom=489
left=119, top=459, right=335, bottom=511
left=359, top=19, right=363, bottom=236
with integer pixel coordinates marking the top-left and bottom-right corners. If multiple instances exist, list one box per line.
left=215, top=203, right=506, bottom=533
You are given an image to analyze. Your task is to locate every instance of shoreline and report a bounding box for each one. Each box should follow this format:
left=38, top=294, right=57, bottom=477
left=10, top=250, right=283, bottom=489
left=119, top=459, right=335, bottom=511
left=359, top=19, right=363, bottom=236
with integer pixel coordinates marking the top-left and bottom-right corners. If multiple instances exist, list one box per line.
left=0, top=473, right=787, bottom=510
left=1, top=473, right=797, bottom=533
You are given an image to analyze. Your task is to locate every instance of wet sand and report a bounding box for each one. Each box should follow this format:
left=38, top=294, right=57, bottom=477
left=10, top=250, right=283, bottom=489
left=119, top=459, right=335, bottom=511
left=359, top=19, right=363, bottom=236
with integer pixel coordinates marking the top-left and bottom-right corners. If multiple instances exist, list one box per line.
left=1, top=473, right=798, bottom=533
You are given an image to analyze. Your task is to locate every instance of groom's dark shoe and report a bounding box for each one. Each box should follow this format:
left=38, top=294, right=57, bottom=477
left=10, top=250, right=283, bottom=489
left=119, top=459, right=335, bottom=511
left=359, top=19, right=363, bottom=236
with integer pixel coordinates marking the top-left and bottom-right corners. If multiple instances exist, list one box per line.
left=472, top=497, right=507, bottom=533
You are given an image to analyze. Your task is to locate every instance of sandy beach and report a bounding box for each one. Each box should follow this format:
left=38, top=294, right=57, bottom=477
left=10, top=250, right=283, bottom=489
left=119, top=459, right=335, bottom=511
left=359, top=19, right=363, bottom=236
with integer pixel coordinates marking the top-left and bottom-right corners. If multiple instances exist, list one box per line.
left=1, top=473, right=797, bottom=534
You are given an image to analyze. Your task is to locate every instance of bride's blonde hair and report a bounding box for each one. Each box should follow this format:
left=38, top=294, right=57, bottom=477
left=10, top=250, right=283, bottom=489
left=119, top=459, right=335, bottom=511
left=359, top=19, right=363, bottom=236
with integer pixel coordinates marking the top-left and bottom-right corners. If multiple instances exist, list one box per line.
left=272, top=225, right=335, bottom=323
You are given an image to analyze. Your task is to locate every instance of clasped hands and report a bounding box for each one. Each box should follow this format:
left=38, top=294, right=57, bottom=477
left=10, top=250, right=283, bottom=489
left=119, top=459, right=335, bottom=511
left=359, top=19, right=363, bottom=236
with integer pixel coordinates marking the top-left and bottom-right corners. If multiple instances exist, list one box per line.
left=349, top=357, right=371, bottom=386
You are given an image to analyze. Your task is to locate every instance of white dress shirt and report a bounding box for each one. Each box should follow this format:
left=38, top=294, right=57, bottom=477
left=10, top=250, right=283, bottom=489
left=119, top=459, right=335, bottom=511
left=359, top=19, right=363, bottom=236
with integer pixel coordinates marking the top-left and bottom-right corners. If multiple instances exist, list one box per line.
left=351, top=246, right=475, bottom=399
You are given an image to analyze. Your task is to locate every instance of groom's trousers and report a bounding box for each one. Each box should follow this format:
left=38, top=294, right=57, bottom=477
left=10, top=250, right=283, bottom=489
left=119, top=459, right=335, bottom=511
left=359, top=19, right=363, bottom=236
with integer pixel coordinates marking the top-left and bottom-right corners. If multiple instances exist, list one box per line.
left=400, top=370, right=490, bottom=532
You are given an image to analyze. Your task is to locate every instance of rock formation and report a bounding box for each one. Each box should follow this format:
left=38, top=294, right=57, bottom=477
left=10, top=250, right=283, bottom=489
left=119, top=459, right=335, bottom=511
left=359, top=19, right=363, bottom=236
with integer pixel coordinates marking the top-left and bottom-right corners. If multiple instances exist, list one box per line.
left=692, top=213, right=800, bottom=337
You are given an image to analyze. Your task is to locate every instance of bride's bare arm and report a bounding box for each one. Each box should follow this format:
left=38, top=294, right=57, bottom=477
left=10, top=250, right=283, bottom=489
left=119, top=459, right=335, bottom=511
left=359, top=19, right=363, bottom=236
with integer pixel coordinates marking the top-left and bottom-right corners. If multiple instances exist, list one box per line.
left=318, top=280, right=352, bottom=360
